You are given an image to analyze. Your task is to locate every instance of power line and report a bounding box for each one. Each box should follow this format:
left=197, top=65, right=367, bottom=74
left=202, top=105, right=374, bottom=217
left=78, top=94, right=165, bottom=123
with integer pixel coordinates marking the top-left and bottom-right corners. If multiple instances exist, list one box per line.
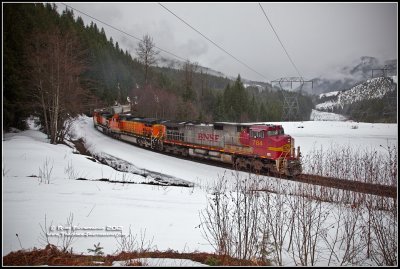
left=158, top=3, right=269, bottom=80
left=62, top=2, right=270, bottom=81
left=258, top=3, right=303, bottom=78
left=61, top=2, right=187, bottom=62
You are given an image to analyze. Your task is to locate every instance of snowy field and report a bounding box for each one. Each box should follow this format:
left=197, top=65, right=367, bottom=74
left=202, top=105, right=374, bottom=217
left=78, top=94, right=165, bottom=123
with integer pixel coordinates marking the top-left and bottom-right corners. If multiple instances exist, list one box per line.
left=280, top=118, right=397, bottom=157
left=310, top=109, right=347, bottom=121
left=3, top=115, right=397, bottom=265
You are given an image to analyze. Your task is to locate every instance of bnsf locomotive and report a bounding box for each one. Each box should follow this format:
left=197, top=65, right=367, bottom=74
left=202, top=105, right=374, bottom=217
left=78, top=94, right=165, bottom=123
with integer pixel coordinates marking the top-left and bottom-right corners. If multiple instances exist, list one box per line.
left=93, top=109, right=302, bottom=176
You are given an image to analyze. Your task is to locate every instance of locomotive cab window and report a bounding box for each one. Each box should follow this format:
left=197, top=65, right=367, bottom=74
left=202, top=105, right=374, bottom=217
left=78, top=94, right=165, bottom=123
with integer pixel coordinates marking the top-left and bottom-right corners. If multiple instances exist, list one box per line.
left=267, top=130, right=278, bottom=136
left=250, top=130, right=264, bottom=138
left=267, top=129, right=284, bottom=136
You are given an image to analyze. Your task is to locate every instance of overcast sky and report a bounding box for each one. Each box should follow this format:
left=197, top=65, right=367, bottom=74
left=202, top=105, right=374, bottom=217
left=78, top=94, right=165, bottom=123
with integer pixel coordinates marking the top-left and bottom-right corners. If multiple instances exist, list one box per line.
left=57, top=2, right=397, bottom=82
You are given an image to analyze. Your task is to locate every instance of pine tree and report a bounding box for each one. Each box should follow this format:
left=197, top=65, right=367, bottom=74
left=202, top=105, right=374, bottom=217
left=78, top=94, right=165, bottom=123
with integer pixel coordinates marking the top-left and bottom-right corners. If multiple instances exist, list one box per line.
left=249, top=94, right=258, bottom=121
left=213, top=94, right=225, bottom=121
left=259, top=103, right=267, bottom=122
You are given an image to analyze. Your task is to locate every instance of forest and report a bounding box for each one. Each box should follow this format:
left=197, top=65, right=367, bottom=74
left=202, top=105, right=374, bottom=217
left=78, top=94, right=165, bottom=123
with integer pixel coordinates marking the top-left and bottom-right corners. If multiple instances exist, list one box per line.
left=4, top=3, right=314, bottom=143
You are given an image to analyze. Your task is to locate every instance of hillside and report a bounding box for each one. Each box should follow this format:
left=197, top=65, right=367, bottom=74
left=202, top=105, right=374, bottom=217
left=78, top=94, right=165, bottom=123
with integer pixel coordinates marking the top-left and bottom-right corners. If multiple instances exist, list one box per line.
left=315, top=76, right=397, bottom=122
left=3, top=3, right=314, bottom=133
left=309, top=109, right=347, bottom=121
left=308, top=56, right=397, bottom=95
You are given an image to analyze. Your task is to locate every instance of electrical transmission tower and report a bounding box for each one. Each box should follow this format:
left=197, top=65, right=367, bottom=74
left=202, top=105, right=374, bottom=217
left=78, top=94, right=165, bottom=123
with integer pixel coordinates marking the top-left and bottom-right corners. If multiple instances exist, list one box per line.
left=369, top=65, right=395, bottom=78
left=272, top=77, right=313, bottom=121
left=382, top=84, right=397, bottom=118
left=369, top=65, right=398, bottom=118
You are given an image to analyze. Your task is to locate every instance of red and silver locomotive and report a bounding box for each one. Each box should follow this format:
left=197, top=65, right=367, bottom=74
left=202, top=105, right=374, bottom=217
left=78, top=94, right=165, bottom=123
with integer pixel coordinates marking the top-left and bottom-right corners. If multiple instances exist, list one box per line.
left=93, top=109, right=302, bottom=176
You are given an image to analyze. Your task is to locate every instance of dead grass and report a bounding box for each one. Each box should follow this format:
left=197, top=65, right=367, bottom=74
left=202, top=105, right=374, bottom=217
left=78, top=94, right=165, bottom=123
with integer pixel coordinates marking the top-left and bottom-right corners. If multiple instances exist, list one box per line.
left=3, top=245, right=270, bottom=266
left=3, top=244, right=103, bottom=266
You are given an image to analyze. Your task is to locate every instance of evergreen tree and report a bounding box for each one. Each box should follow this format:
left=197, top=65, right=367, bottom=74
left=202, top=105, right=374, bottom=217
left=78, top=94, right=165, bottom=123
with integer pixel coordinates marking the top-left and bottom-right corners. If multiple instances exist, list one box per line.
left=248, top=94, right=258, bottom=121
left=213, top=94, right=225, bottom=121
left=228, top=75, right=249, bottom=122
left=182, top=60, right=198, bottom=102
left=223, top=84, right=234, bottom=121
left=259, top=103, right=268, bottom=122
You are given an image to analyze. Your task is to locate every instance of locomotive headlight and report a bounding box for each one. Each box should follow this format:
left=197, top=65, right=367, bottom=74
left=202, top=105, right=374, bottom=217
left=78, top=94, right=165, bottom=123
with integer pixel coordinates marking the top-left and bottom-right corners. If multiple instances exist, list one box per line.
left=287, top=138, right=290, bottom=143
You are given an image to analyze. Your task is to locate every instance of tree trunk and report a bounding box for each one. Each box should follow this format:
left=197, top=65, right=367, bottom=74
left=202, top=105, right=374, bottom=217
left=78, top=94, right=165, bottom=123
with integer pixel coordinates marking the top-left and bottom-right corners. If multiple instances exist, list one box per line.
left=39, top=80, right=50, bottom=137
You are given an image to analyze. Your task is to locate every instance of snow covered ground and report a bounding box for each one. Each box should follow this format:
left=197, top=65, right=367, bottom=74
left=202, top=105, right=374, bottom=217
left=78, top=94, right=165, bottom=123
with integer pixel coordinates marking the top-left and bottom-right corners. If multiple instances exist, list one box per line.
left=280, top=119, right=397, bottom=158
left=319, top=91, right=339, bottom=99
left=3, top=129, right=210, bottom=257
left=112, top=258, right=207, bottom=266
left=3, top=115, right=397, bottom=265
left=310, top=109, right=347, bottom=121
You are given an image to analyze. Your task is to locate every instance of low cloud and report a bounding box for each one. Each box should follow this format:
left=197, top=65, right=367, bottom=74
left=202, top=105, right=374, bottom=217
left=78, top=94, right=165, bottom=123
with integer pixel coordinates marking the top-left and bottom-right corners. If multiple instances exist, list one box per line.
left=178, top=39, right=208, bottom=58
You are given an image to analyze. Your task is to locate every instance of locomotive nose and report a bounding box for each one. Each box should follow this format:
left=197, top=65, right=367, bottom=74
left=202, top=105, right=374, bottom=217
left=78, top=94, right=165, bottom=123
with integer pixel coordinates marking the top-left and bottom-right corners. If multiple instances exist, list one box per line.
left=278, top=135, right=293, bottom=154
left=281, top=134, right=292, bottom=143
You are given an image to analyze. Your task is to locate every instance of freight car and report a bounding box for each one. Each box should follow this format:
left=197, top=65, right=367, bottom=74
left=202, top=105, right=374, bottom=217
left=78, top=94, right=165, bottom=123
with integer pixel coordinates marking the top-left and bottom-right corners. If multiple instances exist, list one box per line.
left=93, top=110, right=302, bottom=176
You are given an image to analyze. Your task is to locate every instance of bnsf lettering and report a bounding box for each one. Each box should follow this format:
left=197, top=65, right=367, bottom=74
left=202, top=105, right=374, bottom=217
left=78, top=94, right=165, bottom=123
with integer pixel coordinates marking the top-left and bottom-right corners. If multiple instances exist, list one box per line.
left=198, top=133, right=220, bottom=142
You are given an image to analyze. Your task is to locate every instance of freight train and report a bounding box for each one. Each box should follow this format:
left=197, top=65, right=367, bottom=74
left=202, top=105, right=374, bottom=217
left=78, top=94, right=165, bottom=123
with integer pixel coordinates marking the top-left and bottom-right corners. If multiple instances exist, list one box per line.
left=93, top=109, right=302, bottom=176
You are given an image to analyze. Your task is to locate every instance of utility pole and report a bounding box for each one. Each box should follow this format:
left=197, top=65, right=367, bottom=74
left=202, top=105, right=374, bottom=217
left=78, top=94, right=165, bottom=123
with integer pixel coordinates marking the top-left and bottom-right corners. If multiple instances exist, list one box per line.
left=272, top=77, right=313, bottom=121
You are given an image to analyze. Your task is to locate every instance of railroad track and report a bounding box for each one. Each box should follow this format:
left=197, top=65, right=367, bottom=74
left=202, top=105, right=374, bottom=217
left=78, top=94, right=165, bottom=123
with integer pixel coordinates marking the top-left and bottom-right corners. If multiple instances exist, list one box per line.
left=245, top=169, right=397, bottom=199
left=162, top=154, right=397, bottom=199
left=89, top=128, right=397, bottom=199
left=293, top=174, right=397, bottom=199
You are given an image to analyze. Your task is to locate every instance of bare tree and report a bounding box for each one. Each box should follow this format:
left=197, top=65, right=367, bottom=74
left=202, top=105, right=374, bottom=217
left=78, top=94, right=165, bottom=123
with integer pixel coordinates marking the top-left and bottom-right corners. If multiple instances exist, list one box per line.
left=333, top=205, right=364, bottom=265
left=136, top=34, right=159, bottom=85
left=38, top=212, right=77, bottom=253
left=288, top=185, right=330, bottom=266
left=130, top=85, right=179, bottom=119
left=200, top=172, right=262, bottom=261
left=115, top=226, right=154, bottom=254
left=302, top=144, right=397, bottom=188
left=200, top=175, right=232, bottom=256
left=365, top=196, right=397, bottom=266
left=260, top=181, right=292, bottom=266
left=26, top=27, right=88, bottom=144
left=60, top=213, right=78, bottom=253
left=231, top=173, right=261, bottom=260
left=321, top=204, right=344, bottom=265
